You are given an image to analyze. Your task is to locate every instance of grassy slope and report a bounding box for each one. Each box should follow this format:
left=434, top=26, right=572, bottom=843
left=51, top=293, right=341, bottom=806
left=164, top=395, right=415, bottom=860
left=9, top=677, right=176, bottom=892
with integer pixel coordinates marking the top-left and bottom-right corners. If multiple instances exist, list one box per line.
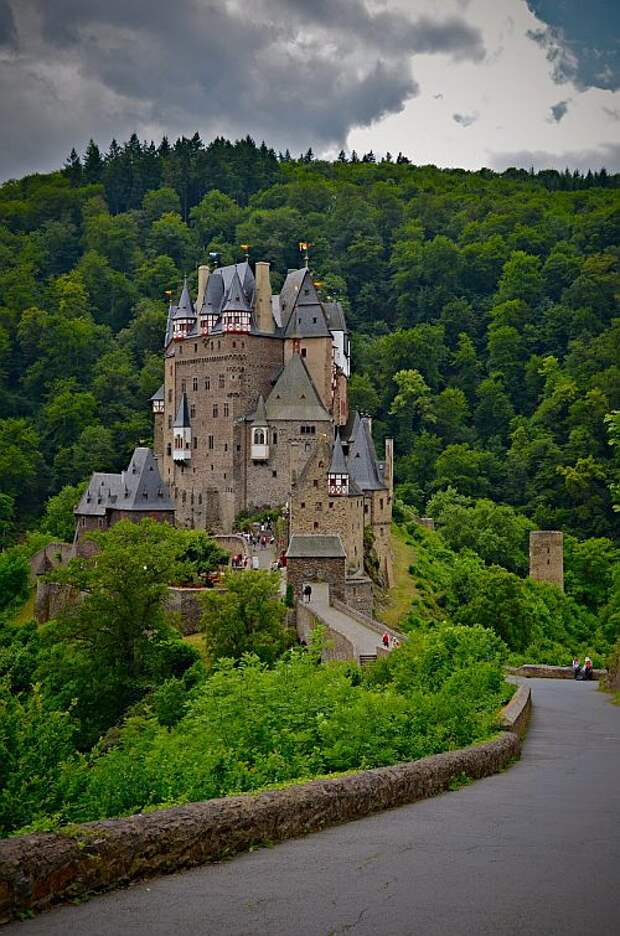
left=377, top=525, right=419, bottom=628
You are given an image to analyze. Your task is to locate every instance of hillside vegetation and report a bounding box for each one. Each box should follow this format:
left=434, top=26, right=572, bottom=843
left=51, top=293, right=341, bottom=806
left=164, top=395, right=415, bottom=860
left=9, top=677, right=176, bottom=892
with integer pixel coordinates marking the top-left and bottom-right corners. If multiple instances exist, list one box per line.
left=0, top=135, right=618, bottom=837
left=0, top=135, right=618, bottom=543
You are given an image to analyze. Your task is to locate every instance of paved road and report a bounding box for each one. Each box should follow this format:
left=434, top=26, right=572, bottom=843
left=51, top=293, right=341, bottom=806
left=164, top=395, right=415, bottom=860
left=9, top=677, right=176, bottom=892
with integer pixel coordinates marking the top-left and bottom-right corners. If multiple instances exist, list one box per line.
left=308, top=586, right=382, bottom=657
left=8, top=679, right=619, bottom=935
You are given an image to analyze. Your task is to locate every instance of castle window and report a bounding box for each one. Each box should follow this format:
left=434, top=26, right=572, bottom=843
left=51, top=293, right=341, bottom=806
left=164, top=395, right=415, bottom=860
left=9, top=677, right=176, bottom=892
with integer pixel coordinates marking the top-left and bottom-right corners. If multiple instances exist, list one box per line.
left=168, top=416, right=172, bottom=428
left=237, top=444, right=241, bottom=451
left=194, top=343, right=198, bottom=353
left=301, top=501, right=305, bottom=509
left=168, top=389, right=172, bottom=403
left=312, top=317, right=317, bottom=324
left=167, top=443, right=171, bottom=456
left=181, top=380, right=186, bottom=392
left=208, top=435, right=214, bottom=450
left=224, top=443, right=228, bottom=452
left=254, top=429, right=266, bottom=445
left=218, top=374, right=225, bottom=388
left=329, top=502, right=334, bottom=509
left=190, top=404, right=196, bottom=418
left=313, top=479, right=318, bottom=488
left=224, top=403, right=229, bottom=417
left=364, top=504, right=369, bottom=514
left=198, top=494, right=202, bottom=505
left=224, top=473, right=227, bottom=479
left=313, top=521, right=319, bottom=530
left=179, top=345, right=183, bottom=354
left=192, top=377, right=198, bottom=391
left=232, top=341, right=236, bottom=348
left=380, top=498, right=384, bottom=509
left=315, top=502, right=322, bottom=511
left=205, top=377, right=210, bottom=391
left=272, top=470, right=277, bottom=478
left=272, top=432, right=277, bottom=444
left=301, top=348, right=307, bottom=358
left=182, top=491, right=187, bottom=504
left=217, top=341, right=221, bottom=349
left=193, top=437, right=198, bottom=449
left=213, top=404, right=218, bottom=418
left=210, top=341, right=214, bottom=350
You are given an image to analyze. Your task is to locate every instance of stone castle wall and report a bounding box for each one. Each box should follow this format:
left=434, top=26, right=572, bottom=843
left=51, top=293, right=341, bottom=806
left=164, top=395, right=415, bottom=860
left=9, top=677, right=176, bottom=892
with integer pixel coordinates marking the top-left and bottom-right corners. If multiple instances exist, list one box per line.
left=287, top=555, right=346, bottom=605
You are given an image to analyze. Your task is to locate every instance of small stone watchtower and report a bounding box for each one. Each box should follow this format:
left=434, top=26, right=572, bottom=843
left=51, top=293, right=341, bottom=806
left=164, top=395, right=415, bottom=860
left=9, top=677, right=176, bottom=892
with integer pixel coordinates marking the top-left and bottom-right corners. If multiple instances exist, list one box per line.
left=529, top=530, right=564, bottom=590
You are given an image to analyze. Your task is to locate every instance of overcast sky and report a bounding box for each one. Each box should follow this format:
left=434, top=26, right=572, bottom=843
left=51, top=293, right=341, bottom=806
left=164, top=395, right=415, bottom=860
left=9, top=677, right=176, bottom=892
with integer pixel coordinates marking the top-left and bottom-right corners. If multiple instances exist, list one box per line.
left=0, top=0, right=618, bottom=181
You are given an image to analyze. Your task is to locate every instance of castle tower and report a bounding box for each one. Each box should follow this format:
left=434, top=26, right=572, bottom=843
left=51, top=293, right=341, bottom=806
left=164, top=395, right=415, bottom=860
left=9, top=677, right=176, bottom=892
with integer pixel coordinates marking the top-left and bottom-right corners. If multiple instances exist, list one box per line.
left=150, top=384, right=165, bottom=460
left=172, top=279, right=196, bottom=339
left=250, top=395, right=270, bottom=461
left=173, top=392, right=192, bottom=463
left=328, top=436, right=349, bottom=496
left=529, top=530, right=564, bottom=590
left=255, top=261, right=273, bottom=334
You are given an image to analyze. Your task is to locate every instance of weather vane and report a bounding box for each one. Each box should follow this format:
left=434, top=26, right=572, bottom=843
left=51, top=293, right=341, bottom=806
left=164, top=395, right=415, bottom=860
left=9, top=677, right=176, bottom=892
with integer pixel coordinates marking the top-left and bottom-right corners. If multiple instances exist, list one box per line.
left=298, top=241, right=313, bottom=268
left=240, top=243, right=251, bottom=260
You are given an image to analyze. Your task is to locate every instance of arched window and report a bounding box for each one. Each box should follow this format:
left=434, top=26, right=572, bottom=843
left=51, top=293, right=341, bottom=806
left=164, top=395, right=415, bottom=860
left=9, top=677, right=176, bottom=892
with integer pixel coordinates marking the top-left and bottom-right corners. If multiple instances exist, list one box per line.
left=253, top=429, right=265, bottom=446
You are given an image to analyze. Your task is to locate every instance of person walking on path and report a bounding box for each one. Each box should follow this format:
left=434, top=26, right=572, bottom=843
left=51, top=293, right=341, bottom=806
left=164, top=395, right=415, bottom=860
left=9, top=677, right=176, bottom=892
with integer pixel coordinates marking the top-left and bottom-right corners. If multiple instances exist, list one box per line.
left=382, top=632, right=390, bottom=649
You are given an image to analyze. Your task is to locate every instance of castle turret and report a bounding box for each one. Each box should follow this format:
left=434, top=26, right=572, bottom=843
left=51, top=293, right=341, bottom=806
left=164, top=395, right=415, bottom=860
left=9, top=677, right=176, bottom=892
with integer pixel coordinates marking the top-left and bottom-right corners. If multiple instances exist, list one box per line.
left=221, top=270, right=251, bottom=333
left=172, top=279, right=196, bottom=339
left=255, top=261, right=274, bottom=334
left=529, top=530, right=564, bottom=590
left=251, top=394, right=269, bottom=461
left=328, top=435, right=349, bottom=496
left=173, top=392, right=192, bottom=462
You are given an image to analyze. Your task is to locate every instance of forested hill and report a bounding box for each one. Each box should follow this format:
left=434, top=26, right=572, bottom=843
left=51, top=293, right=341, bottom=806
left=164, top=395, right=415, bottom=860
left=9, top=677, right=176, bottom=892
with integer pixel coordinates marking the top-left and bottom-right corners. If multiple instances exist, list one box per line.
left=0, top=134, right=618, bottom=542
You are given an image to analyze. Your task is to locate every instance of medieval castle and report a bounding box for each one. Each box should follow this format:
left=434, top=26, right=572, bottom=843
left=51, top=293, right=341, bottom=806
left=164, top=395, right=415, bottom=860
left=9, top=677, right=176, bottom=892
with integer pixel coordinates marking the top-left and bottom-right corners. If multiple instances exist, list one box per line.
left=76, top=260, right=394, bottom=594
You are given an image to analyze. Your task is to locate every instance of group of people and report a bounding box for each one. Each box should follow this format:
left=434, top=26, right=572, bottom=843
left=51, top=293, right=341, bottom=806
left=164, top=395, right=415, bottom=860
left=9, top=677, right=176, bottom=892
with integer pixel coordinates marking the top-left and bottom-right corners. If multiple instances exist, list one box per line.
left=571, top=656, right=594, bottom=680
left=382, top=632, right=400, bottom=650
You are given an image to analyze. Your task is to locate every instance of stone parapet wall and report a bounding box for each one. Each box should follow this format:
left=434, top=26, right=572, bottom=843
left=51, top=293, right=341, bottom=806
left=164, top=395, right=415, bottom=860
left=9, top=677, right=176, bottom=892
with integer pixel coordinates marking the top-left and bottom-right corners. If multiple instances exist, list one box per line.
left=0, top=729, right=523, bottom=924
left=212, top=534, right=250, bottom=557
left=500, top=685, right=532, bottom=738
left=507, top=664, right=606, bottom=681
left=343, top=576, right=374, bottom=615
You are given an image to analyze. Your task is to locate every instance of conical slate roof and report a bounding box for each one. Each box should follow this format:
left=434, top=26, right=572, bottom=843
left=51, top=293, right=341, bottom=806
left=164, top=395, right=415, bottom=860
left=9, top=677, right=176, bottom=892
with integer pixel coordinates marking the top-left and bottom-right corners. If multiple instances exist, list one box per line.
left=222, top=270, right=251, bottom=313
left=329, top=435, right=348, bottom=475
left=173, top=278, right=195, bottom=319
left=150, top=384, right=164, bottom=402
left=265, top=354, right=331, bottom=422
left=253, top=394, right=268, bottom=426
left=173, top=392, right=191, bottom=428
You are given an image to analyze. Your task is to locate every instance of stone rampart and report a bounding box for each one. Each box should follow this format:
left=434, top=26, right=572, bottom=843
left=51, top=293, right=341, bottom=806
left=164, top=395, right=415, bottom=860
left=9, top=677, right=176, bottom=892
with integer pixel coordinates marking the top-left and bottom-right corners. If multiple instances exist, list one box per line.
left=212, top=534, right=250, bottom=557
left=0, top=727, right=523, bottom=923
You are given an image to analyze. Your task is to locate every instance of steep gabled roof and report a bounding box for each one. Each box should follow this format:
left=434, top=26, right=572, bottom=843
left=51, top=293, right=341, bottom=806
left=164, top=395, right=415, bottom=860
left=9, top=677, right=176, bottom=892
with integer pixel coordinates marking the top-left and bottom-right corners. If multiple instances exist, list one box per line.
left=278, top=268, right=306, bottom=324
left=75, top=448, right=173, bottom=516
left=283, top=269, right=331, bottom=338
left=173, top=392, right=191, bottom=428
left=324, top=301, right=347, bottom=332
left=253, top=394, right=268, bottom=426
left=118, top=447, right=174, bottom=511
left=346, top=414, right=386, bottom=491
left=265, top=354, right=331, bottom=422
left=222, top=269, right=251, bottom=313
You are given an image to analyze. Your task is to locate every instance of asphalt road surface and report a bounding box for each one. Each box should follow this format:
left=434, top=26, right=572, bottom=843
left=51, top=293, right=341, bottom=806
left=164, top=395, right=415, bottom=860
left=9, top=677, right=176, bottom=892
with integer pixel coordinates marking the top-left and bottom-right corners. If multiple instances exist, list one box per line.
left=8, top=678, right=619, bottom=936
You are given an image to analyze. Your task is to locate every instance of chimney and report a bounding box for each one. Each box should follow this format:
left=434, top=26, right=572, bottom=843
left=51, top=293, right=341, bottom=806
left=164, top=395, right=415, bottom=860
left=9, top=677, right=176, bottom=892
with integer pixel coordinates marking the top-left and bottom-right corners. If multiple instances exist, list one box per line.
left=254, top=261, right=273, bottom=333
left=196, top=264, right=210, bottom=310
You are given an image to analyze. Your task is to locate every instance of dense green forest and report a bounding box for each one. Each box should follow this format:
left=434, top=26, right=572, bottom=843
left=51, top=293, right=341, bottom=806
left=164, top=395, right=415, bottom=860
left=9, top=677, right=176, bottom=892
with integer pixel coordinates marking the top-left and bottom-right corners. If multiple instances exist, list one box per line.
left=0, top=134, right=618, bottom=837
left=0, top=133, right=618, bottom=540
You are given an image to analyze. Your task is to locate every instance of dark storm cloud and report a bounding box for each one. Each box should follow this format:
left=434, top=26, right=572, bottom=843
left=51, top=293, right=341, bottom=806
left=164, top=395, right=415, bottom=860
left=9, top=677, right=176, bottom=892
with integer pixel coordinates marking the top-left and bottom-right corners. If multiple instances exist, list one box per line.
left=0, top=0, right=485, bottom=179
left=549, top=100, right=569, bottom=123
left=490, top=142, right=620, bottom=174
left=453, top=112, right=478, bottom=128
left=526, top=1, right=620, bottom=91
